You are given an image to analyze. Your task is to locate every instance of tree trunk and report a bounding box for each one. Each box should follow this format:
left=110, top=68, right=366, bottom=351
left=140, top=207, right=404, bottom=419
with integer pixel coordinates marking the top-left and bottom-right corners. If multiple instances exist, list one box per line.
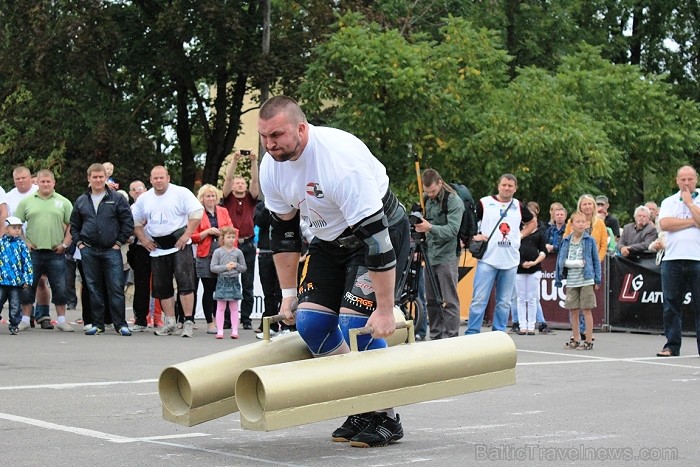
left=505, top=0, right=520, bottom=79
left=629, top=3, right=643, bottom=66
left=175, top=80, right=196, bottom=189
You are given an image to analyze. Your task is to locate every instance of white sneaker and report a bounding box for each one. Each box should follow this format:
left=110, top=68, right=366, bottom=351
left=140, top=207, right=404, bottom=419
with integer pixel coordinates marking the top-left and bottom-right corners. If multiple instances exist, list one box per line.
left=155, top=317, right=177, bottom=336
left=56, top=322, right=75, bottom=332
left=271, top=329, right=292, bottom=339
left=18, top=321, right=31, bottom=331
left=130, top=324, right=148, bottom=332
left=256, top=329, right=279, bottom=340
left=181, top=320, right=194, bottom=338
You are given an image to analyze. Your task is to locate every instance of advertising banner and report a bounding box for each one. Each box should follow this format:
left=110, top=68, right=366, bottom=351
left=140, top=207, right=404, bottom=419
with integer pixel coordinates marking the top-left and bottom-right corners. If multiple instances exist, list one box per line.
left=459, top=254, right=607, bottom=329
left=608, top=255, right=696, bottom=334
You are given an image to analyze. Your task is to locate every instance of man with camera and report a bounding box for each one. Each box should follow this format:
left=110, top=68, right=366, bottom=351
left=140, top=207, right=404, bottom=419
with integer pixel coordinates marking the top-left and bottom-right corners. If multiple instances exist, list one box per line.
left=413, top=169, right=464, bottom=339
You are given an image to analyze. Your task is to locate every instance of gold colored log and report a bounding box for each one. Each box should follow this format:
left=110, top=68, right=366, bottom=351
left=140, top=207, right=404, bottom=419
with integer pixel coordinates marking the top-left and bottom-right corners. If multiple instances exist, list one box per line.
left=159, top=307, right=409, bottom=426
left=236, top=331, right=516, bottom=431
left=159, top=330, right=311, bottom=426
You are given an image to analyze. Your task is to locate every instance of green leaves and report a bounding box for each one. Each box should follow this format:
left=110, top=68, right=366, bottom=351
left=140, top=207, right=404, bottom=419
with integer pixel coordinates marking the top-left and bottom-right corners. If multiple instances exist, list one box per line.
left=299, top=14, right=700, bottom=217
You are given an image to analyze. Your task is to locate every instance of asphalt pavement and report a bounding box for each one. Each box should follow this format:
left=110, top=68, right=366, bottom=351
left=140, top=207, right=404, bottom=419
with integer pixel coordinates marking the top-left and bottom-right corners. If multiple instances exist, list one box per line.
left=0, top=306, right=696, bottom=466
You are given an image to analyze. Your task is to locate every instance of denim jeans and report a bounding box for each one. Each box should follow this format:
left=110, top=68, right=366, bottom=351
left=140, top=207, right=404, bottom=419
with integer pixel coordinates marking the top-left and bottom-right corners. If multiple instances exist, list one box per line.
left=0, top=286, right=23, bottom=327
left=466, top=262, right=516, bottom=334
left=660, top=260, right=700, bottom=355
left=80, top=247, right=127, bottom=330
left=22, top=250, right=67, bottom=319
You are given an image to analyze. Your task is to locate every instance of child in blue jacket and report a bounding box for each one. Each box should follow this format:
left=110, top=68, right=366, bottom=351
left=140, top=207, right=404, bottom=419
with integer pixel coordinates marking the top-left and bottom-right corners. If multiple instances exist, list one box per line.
left=0, top=217, right=33, bottom=335
left=555, top=211, right=601, bottom=350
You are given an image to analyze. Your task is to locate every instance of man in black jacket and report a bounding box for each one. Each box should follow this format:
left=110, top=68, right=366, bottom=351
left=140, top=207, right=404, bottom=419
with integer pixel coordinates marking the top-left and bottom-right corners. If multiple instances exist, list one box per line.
left=70, top=163, right=134, bottom=335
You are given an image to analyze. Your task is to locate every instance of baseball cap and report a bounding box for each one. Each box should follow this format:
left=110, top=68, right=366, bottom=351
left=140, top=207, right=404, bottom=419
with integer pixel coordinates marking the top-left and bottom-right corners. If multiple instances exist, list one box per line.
left=5, top=216, right=23, bottom=226
left=595, top=195, right=608, bottom=205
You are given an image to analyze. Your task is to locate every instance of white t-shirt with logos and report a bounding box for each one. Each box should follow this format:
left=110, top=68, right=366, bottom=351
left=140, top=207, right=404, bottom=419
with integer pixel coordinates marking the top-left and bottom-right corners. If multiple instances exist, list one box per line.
left=479, top=196, right=524, bottom=269
left=261, top=124, right=388, bottom=241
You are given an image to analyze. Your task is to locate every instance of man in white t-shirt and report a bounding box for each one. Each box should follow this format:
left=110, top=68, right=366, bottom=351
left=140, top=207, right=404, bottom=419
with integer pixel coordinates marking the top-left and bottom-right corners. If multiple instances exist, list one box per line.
left=7, top=166, right=51, bottom=330
left=258, top=96, right=410, bottom=448
left=466, top=174, right=536, bottom=335
left=656, top=165, right=700, bottom=357
left=132, top=166, right=203, bottom=338
left=6, top=166, right=38, bottom=216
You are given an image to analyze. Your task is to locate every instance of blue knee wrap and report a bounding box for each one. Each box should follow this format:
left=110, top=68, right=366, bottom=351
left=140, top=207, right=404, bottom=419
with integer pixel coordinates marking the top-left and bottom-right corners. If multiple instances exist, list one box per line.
left=295, top=309, right=344, bottom=356
left=339, top=314, right=387, bottom=351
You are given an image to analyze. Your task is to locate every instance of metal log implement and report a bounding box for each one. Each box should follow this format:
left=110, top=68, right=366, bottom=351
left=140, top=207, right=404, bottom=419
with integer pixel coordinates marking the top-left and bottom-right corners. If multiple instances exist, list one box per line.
left=158, top=307, right=409, bottom=426
left=235, top=330, right=517, bottom=432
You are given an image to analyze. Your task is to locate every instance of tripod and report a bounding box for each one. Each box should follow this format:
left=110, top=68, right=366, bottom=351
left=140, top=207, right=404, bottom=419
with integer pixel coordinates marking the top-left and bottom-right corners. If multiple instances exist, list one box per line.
left=395, top=234, right=444, bottom=330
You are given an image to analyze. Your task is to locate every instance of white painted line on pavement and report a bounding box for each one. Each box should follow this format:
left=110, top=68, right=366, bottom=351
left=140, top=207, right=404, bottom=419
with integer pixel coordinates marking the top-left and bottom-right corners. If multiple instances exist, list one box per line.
left=134, top=433, right=212, bottom=442
left=0, top=412, right=292, bottom=464
left=517, top=349, right=700, bottom=369
left=0, top=412, right=212, bottom=445
left=0, top=412, right=135, bottom=442
left=0, top=379, right=157, bottom=391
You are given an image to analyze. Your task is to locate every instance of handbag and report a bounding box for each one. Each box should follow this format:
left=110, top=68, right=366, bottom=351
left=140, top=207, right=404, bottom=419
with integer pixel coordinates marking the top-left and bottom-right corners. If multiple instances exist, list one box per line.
left=468, top=199, right=514, bottom=260
left=468, top=239, right=488, bottom=259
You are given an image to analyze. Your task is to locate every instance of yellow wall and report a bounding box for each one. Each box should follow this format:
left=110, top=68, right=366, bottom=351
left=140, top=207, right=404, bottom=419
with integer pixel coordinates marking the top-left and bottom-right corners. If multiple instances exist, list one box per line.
left=235, top=94, right=262, bottom=152
left=457, top=251, right=478, bottom=320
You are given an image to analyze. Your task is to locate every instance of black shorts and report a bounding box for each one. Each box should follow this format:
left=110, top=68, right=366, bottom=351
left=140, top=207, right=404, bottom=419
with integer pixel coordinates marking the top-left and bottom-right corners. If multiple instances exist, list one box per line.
left=151, top=248, right=196, bottom=299
left=298, top=216, right=410, bottom=315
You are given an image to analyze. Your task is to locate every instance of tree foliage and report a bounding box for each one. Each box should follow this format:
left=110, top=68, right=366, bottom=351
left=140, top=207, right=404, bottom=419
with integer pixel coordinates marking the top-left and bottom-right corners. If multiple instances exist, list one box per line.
left=1, top=0, right=699, bottom=215
left=299, top=14, right=700, bottom=216
left=301, top=14, right=512, bottom=202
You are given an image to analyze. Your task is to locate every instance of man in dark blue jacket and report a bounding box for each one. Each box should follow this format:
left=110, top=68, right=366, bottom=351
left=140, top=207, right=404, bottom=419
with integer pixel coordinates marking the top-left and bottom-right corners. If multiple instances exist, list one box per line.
left=70, top=163, right=134, bottom=335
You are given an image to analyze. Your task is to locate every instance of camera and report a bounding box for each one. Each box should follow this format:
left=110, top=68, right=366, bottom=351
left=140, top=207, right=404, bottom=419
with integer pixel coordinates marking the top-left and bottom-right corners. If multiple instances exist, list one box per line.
left=408, top=211, right=423, bottom=225
left=408, top=203, right=424, bottom=225
left=408, top=203, right=425, bottom=240
left=240, top=149, right=251, bottom=156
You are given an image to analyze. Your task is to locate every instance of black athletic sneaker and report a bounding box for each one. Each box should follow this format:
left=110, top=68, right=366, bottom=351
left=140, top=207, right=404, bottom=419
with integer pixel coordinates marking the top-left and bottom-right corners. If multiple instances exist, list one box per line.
left=510, top=322, right=520, bottom=334
left=331, top=413, right=371, bottom=442
left=349, top=413, right=403, bottom=448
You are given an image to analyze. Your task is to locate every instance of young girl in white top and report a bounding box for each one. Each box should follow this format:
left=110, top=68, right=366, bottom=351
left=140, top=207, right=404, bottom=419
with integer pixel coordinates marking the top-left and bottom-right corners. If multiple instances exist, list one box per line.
left=209, top=227, right=247, bottom=339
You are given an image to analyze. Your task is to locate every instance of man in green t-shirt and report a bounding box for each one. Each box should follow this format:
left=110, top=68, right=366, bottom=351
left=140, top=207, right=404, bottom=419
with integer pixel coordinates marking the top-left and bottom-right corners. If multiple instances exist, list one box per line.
left=15, top=169, right=74, bottom=332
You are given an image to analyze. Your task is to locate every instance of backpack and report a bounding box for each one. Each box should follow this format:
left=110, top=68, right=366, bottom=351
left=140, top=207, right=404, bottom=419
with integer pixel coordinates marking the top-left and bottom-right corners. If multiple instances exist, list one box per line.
left=442, top=182, right=478, bottom=253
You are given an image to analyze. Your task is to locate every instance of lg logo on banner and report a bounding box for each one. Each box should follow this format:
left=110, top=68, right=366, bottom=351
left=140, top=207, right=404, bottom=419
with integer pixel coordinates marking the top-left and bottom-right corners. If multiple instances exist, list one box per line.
left=619, top=273, right=644, bottom=302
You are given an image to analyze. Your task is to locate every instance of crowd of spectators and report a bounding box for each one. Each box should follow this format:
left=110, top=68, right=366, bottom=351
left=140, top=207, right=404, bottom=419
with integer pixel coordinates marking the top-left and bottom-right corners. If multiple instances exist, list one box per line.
left=1, top=159, right=694, bottom=354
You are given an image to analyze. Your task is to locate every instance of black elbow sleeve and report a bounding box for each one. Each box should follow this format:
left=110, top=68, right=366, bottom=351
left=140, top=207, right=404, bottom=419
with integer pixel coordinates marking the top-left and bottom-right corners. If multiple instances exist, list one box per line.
left=270, top=211, right=302, bottom=253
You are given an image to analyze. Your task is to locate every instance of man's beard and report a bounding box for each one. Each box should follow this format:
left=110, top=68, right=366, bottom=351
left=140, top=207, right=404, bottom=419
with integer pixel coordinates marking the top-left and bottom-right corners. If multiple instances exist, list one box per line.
left=271, top=152, right=295, bottom=162
left=271, top=139, right=301, bottom=162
